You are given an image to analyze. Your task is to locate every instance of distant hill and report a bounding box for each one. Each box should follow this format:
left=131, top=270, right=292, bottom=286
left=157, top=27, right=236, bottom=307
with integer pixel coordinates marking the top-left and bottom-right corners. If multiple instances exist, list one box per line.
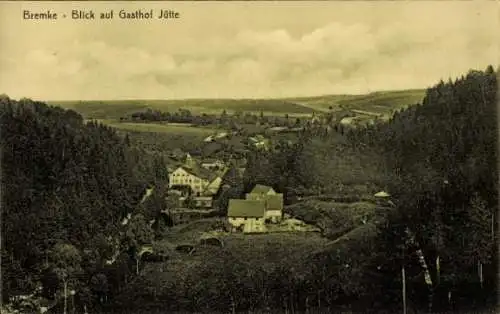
left=289, top=89, right=426, bottom=115
left=49, top=99, right=318, bottom=119
left=48, top=89, right=426, bottom=120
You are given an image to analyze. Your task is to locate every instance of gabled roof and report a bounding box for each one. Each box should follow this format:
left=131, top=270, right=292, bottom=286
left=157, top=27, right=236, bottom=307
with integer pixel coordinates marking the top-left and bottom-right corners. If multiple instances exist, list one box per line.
left=250, top=184, right=275, bottom=194
left=265, top=194, right=283, bottom=211
left=227, top=199, right=266, bottom=218
left=173, top=165, right=218, bottom=182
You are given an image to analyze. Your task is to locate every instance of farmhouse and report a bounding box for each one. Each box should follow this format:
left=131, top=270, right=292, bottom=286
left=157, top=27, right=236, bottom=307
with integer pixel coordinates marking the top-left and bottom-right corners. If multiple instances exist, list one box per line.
left=246, top=185, right=283, bottom=223
left=227, top=199, right=267, bottom=233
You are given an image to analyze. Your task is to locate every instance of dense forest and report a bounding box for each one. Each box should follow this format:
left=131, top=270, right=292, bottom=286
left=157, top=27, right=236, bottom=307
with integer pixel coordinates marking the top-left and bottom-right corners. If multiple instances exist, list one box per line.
left=236, top=66, right=498, bottom=312
left=0, top=96, right=169, bottom=313
left=1, top=65, right=498, bottom=313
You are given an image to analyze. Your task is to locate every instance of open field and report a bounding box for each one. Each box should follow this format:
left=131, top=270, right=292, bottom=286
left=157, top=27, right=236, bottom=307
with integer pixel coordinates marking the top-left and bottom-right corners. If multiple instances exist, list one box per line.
left=94, top=119, right=217, bottom=136
left=48, top=89, right=425, bottom=120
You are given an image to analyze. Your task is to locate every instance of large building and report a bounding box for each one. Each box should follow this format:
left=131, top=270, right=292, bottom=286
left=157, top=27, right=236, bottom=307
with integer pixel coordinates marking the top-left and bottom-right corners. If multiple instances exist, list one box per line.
left=168, top=153, right=226, bottom=198
left=169, top=165, right=223, bottom=196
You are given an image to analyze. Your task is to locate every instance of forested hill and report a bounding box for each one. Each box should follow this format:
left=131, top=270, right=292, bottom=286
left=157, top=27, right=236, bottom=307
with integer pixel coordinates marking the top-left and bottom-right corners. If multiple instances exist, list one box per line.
left=0, top=96, right=168, bottom=309
left=353, top=65, right=497, bottom=207
left=346, top=65, right=498, bottom=310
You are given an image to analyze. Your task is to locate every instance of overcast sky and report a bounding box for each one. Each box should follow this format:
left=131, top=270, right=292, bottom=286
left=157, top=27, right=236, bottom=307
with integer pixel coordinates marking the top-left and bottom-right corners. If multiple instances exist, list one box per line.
left=0, top=1, right=497, bottom=100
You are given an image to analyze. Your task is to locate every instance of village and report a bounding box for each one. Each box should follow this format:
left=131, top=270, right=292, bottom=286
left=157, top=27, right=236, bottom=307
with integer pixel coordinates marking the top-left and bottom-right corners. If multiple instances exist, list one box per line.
left=146, top=105, right=391, bottom=237
left=164, top=150, right=320, bottom=234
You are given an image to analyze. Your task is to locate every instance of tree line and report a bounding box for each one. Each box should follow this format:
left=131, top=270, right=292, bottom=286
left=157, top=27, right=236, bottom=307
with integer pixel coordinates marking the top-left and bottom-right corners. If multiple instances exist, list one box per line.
left=121, top=107, right=305, bottom=130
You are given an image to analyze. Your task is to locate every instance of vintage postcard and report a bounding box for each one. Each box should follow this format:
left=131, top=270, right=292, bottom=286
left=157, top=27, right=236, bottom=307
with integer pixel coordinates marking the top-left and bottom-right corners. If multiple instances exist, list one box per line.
left=0, top=1, right=498, bottom=313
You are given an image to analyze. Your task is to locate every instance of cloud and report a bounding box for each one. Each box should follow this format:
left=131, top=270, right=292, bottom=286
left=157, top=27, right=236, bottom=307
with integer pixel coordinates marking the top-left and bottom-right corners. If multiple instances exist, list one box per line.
left=0, top=1, right=497, bottom=100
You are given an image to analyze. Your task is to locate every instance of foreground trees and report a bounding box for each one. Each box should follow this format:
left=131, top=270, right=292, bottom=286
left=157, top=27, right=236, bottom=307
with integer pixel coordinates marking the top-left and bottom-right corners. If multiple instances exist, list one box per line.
left=1, top=97, right=167, bottom=311
left=356, top=66, right=498, bottom=311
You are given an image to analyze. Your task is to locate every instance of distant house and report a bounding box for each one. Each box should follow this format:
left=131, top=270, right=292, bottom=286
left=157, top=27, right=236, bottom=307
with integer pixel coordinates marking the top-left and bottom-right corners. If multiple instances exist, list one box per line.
left=227, top=199, right=266, bottom=233
left=248, top=135, right=269, bottom=149
left=214, top=132, right=228, bottom=139
left=204, top=135, right=215, bottom=142
left=339, top=116, right=357, bottom=126
left=201, top=158, right=225, bottom=171
left=246, top=185, right=283, bottom=223
left=268, top=126, right=288, bottom=132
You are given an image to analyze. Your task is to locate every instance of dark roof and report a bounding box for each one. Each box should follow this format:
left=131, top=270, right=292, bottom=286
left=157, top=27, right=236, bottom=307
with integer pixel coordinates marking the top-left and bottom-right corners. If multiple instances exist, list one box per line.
left=227, top=199, right=266, bottom=218
left=179, top=165, right=218, bottom=182
left=265, top=194, right=284, bottom=210
left=201, top=141, right=224, bottom=155
left=250, top=184, right=275, bottom=194
left=202, top=158, right=224, bottom=164
left=167, top=158, right=184, bottom=172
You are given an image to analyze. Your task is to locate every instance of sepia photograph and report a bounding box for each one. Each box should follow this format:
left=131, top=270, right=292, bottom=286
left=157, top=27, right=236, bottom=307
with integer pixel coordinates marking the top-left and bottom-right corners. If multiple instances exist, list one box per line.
left=0, top=1, right=498, bottom=313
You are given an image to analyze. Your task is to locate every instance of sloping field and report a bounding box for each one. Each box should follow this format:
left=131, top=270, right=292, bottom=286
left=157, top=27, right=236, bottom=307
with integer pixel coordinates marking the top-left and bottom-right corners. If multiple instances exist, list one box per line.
left=49, top=100, right=149, bottom=119
left=289, top=89, right=426, bottom=115
left=49, top=98, right=318, bottom=119
left=288, top=94, right=359, bottom=112
left=336, top=89, right=426, bottom=114
left=96, top=120, right=216, bottom=136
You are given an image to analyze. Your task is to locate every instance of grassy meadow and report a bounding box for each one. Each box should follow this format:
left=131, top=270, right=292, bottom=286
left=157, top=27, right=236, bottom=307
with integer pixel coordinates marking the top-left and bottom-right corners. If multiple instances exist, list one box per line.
left=94, top=119, right=217, bottom=136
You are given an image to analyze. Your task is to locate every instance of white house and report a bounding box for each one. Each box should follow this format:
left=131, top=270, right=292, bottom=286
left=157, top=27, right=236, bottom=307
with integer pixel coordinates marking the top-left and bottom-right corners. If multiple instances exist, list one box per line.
left=227, top=199, right=266, bottom=233
left=204, top=135, right=215, bottom=142
left=169, top=166, right=222, bottom=196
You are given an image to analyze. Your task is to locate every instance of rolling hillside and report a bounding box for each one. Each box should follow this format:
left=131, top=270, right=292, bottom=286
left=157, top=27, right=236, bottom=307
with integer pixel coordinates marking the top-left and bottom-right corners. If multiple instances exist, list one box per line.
left=49, top=99, right=318, bottom=119
left=289, top=89, right=426, bottom=114
left=48, top=89, right=426, bottom=120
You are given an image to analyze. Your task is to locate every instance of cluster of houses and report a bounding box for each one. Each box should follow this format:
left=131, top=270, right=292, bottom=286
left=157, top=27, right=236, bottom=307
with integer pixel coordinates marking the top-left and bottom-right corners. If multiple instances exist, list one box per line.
left=166, top=152, right=284, bottom=232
